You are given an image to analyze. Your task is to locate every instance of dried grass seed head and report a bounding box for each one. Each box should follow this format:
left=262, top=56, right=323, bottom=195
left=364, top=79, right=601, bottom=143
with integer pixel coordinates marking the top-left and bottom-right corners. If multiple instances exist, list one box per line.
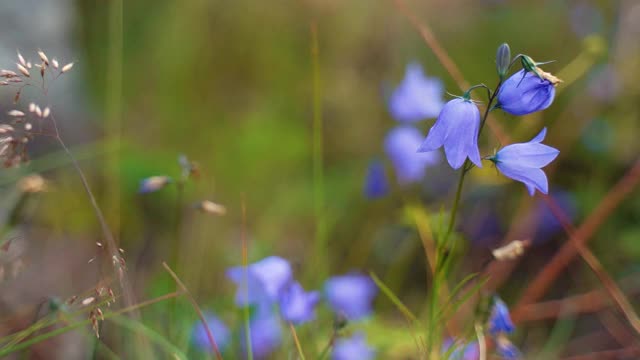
left=8, top=110, right=24, bottom=117
left=61, top=62, right=74, bottom=73
left=16, top=64, right=30, bottom=77
left=37, top=50, right=49, bottom=65
left=17, top=51, right=26, bottom=67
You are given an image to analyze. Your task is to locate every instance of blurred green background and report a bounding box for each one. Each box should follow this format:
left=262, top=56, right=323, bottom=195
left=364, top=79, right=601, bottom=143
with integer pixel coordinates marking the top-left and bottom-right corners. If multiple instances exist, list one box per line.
left=1, top=0, right=640, bottom=358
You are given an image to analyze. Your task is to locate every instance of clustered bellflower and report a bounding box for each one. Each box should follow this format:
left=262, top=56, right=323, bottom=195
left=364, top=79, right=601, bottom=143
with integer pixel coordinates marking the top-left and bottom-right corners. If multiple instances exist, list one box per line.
left=364, top=62, right=444, bottom=198
left=225, top=256, right=322, bottom=358
left=489, top=128, right=559, bottom=196
left=418, top=97, right=482, bottom=169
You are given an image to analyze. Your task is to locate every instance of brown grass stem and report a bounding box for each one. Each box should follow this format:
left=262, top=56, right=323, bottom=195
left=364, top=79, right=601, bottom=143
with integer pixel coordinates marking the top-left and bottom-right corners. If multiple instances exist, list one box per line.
left=513, top=158, right=640, bottom=324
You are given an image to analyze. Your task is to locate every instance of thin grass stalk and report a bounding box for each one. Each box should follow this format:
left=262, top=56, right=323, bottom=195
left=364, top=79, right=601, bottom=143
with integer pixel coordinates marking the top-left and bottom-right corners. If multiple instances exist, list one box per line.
left=240, top=196, right=253, bottom=360
left=162, top=262, right=223, bottom=360
left=310, top=22, right=327, bottom=281
left=0, top=291, right=182, bottom=357
left=105, top=0, right=123, bottom=236
left=289, top=323, right=306, bottom=360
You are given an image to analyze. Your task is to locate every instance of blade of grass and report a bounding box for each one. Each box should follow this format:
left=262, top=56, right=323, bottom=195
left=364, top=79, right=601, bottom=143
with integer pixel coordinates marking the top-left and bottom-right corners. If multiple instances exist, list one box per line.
left=369, top=271, right=419, bottom=325
left=0, top=291, right=182, bottom=356
left=289, top=323, right=306, bottom=360
left=108, top=314, right=188, bottom=360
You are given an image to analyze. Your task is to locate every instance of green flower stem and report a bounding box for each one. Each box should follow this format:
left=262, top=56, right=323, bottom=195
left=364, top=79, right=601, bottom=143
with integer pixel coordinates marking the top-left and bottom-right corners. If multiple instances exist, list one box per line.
left=442, top=80, right=502, bottom=246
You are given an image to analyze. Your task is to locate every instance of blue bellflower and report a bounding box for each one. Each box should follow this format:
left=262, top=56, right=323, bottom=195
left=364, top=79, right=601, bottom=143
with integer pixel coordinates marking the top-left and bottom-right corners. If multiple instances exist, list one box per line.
left=488, top=297, right=515, bottom=335
left=418, top=98, right=482, bottom=170
left=324, top=274, right=377, bottom=321
left=385, top=126, right=440, bottom=185
left=363, top=160, right=389, bottom=199
left=490, top=128, right=559, bottom=196
left=278, top=281, right=320, bottom=325
left=191, top=312, right=231, bottom=353
left=332, top=333, right=375, bottom=360
left=388, top=62, right=444, bottom=122
left=226, top=256, right=293, bottom=306
left=497, top=69, right=555, bottom=116
left=241, top=309, right=282, bottom=360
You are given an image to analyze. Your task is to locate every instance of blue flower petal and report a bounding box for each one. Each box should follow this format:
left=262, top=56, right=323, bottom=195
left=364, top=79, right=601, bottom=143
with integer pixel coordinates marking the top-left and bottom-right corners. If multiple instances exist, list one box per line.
left=496, top=163, right=549, bottom=196
left=498, top=70, right=556, bottom=116
left=226, top=256, right=293, bottom=306
left=496, top=336, right=522, bottom=359
left=324, top=274, right=377, bottom=321
left=489, top=297, right=515, bottom=335
left=279, top=282, right=320, bottom=325
left=388, top=62, right=445, bottom=122
left=241, top=309, right=282, bottom=359
left=363, top=160, right=389, bottom=199
left=495, top=142, right=559, bottom=168
left=332, top=333, right=375, bottom=360
left=191, top=312, right=231, bottom=353
left=418, top=98, right=482, bottom=169
left=492, top=128, right=559, bottom=196
left=384, top=126, right=440, bottom=185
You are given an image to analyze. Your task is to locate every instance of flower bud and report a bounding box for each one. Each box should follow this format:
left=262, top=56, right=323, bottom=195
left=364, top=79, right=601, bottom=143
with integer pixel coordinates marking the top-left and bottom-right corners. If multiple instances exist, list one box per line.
left=496, top=43, right=511, bottom=80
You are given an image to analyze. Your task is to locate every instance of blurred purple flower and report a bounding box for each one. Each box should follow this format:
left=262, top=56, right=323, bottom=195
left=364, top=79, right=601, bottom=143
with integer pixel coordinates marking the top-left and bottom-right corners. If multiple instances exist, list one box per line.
left=441, top=339, right=479, bottom=360
left=497, top=69, right=555, bottom=116
left=138, top=175, right=172, bottom=193
left=332, top=333, right=375, bottom=360
left=587, top=65, right=620, bottom=103
left=496, top=335, right=521, bottom=359
left=418, top=98, right=482, bottom=170
left=384, top=126, right=440, bottom=185
left=191, top=312, right=231, bottom=353
left=532, top=191, right=577, bottom=244
left=388, top=62, right=444, bottom=122
left=278, top=281, right=320, bottom=325
left=569, top=2, right=603, bottom=38
left=363, top=160, right=389, bottom=199
left=324, top=273, right=377, bottom=321
left=490, top=128, right=559, bottom=196
left=489, top=297, right=515, bottom=335
left=241, top=309, right=282, bottom=359
left=226, top=256, right=292, bottom=306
